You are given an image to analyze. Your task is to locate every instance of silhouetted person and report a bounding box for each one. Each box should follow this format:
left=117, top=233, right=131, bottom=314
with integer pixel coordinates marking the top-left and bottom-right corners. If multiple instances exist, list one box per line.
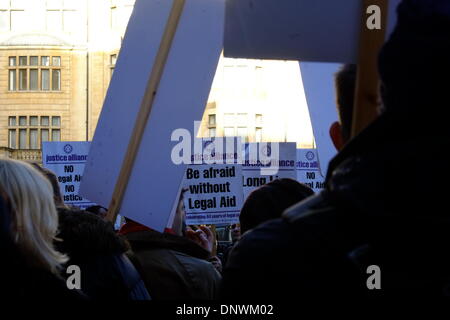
left=0, top=158, right=84, bottom=301
left=239, top=178, right=314, bottom=235
left=221, top=0, right=450, bottom=302
left=330, top=64, right=357, bottom=151
left=120, top=192, right=221, bottom=300
left=56, top=208, right=150, bottom=300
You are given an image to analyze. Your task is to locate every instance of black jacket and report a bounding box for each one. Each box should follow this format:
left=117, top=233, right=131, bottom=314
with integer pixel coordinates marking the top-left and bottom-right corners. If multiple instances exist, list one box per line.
left=124, top=229, right=221, bottom=300
left=221, top=112, right=450, bottom=302
left=56, top=209, right=150, bottom=300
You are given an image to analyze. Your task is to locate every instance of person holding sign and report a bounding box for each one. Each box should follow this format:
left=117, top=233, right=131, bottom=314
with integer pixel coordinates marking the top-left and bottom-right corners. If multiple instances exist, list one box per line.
left=120, top=192, right=221, bottom=300
left=222, top=0, right=450, bottom=302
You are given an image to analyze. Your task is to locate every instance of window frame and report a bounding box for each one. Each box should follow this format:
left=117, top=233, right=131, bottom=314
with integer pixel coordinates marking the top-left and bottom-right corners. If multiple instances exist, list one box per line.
left=7, top=55, right=62, bottom=92
left=7, top=115, right=62, bottom=150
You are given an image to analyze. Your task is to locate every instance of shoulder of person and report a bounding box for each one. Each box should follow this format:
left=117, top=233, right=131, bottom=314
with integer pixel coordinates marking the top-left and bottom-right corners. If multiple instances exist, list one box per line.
left=282, top=192, right=334, bottom=224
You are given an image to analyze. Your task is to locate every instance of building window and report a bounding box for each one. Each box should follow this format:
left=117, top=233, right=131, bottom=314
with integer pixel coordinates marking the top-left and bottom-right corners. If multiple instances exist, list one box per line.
left=8, top=55, right=61, bottom=92
left=224, top=113, right=235, bottom=127
left=255, top=114, right=263, bottom=126
left=52, top=116, right=60, bottom=127
left=110, top=1, right=133, bottom=34
left=19, top=128, right=26, bottom=149
left=8, top=129, right=16, bottom=149
left=208, top=114, right=216, bottom=126
left=7, top=115, right=61, bottom=149
left=0, top=1, right=25, bottom=32
left=52, top=56, right=61, bottom=66
left=41, top=116, right=49, bottom=126
left=30, top=69, right=38, bottom=90
left=30, top=56, right=38, bottom=66
left=29, top=129, right=38, bottom=149
left=52, top=129, right=61, bottom=141
left=8, top=116, right=16, bottom=126
left=52, top=69, right=61, bottom=90
left=30, top=116, right=38, bottom=126
left=224, top=127, right=235, bottom=137
left=41, top=69, right=50, bottom=90
left=255, top=127, right=263, bottom=142
left=209, top=128, right=216, bottom=138
left=8, top=69, right=16, bottom=90
left=237, top=127, right=248, bottom=142
left=18, top=69, right=27, bottom=90
left=41, top=129, right=49, bottom=143
left=46, top=1, right=78, bottom=33
left=110, top=53, right=117, bottom=79
left=19, top=116, right=26, bottom=126
left=41, top=56, right=50, bottom=66
left=237, top=113, right=247, bottom=126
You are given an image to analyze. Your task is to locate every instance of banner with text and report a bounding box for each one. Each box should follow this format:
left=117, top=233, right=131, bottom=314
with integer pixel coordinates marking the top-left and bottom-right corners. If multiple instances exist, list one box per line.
left=296, top=148, right=325, bottom=193
left=42, top=142, right=95, bottom=209
left=183, top=164, right=243, bottom=225
left=242, top=142, right=297, bottom=200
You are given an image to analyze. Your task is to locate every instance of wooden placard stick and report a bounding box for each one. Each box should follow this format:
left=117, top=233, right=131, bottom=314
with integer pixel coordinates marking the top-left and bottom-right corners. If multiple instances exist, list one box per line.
left=351, top=0, right=389, bottom=138
left=210, top=225, right=217, bottom=256
left=106, top=0, right=186, bottom=223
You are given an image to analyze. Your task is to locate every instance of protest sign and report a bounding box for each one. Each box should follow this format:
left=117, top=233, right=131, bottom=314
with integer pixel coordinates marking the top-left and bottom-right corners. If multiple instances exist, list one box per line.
left=296, top=149, right=325, bottom=193
left=183, top=164, right=243, bottom=226
left=224, top=0, right=401, bottom=174
left=223, top=0, right=400, bottom=63
left=299, top=62, right=340, bottom=177
left=242, top=142, right=296, bottom=200
left=42, top=142, right=95, bottom=209
left=80, top=0, right=224, bottom=232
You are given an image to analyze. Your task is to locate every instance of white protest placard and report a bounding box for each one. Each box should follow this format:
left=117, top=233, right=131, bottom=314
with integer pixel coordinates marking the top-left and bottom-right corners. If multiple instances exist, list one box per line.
left=224, top=0, right=401, bottom=63
left=80, top=0, right=224, bottom=232
left=300, top=62, right=341, bottom=177
left=242, top=142, right=297, bottom=200
left=296, top=149, right=325, bottom=193
left=183, top=164, right=243, bottom=226
left=42, top=142, right=95, bottom=209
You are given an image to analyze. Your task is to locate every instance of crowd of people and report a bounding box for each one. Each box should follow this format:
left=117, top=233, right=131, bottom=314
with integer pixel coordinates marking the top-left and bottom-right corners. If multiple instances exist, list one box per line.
left=2, top=0, right=450, bottom=303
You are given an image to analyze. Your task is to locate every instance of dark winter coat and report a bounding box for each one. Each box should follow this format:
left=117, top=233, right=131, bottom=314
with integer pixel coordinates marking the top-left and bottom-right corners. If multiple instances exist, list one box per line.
left=221, top=111, right=450, bottom=302
left=221, top=0, right=450, bottom=303
left=123, top=229, right=221, bottom=300
left=56, top=209, right=150, bottom=300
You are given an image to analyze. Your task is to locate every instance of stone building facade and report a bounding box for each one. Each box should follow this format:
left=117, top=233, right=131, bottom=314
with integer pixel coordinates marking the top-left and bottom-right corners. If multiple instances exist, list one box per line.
left=0, top=0, right=315, bottom=163
left=0, top=0, right=132, bottom=161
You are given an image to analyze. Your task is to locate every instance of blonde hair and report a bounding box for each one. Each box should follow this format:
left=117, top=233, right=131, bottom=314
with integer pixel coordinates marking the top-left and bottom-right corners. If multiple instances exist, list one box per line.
left=0, top=158, right=67, bottom=274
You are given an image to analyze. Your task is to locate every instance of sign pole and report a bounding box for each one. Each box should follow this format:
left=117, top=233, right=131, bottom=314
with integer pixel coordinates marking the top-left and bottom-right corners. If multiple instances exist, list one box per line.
left=106, top=0, right=186, bottom=223
left=351, top=0, right=389, bottom=138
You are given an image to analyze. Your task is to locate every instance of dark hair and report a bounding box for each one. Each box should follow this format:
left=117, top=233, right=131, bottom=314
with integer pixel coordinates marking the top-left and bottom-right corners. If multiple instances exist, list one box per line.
left=56, top=207, right=129, bottom=263
left=31, top=164, right=65, bottom=208
left=334, top=64, right=357, bottom=142
left=85, top=205, right=108, bottom=217
left=0, top=186, right=13, bottom=247
left=239, top=179, right=314, bottom=234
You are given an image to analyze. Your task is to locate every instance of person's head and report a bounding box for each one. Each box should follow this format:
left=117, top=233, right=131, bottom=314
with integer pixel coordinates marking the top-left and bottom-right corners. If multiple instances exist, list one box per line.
left=85, top=205, right=108, bottom=219
left=239, top=178, right=314, bottom=234
left=230, top=223, right=241, bottom=243
left=31, top=163, right=66, bottom=209
left=330, top=64, right=357, bottom=151
left=0, top=185, right=14, bottom=250
left=172, top=189, right=187, bottom=236
left=56, top=207, right=129, bottom=263
left=0, top=158, right=67, bottom=274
